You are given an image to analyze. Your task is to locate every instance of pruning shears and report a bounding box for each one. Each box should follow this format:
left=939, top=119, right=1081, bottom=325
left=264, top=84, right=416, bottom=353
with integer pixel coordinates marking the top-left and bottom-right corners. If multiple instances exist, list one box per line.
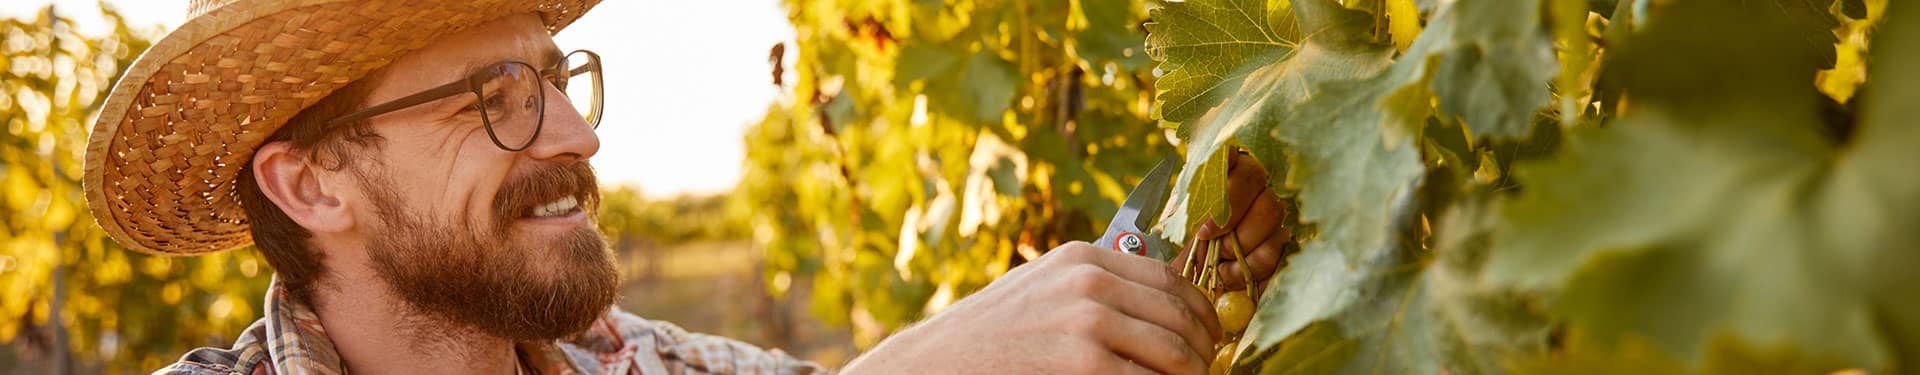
left=1093, top=155, right=1182, bottom=262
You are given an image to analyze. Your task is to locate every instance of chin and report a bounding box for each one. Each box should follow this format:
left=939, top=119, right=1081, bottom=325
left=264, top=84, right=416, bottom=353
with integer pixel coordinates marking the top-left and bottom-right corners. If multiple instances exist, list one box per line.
left=523, top=225, right=616, bottom=280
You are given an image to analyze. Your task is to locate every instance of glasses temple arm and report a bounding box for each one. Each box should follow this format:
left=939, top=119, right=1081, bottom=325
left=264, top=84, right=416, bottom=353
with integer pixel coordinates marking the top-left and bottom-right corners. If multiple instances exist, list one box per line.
left=328, top=79, right=474, bottom=126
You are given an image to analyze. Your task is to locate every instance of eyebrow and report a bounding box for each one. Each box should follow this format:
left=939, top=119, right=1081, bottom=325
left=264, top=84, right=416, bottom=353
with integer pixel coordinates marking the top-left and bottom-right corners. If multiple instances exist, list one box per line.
left=450, top=45, right=567, bottom=80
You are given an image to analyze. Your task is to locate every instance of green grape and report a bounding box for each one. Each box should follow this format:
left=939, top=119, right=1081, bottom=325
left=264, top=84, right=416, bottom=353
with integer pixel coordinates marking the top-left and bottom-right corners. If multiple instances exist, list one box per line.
left=1210, top=339, right=1237, bottom=375
left=1215, top=290, right=1253, bottom=336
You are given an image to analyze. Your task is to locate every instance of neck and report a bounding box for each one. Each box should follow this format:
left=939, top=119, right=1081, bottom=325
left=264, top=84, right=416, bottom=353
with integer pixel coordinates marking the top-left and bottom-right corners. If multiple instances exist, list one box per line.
left=308, top=242, right=521, bottom=375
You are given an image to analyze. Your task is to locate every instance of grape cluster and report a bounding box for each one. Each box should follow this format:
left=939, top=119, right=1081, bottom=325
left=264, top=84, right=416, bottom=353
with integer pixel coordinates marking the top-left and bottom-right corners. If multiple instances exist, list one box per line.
left=1180, top=236, right=1261, bottom=375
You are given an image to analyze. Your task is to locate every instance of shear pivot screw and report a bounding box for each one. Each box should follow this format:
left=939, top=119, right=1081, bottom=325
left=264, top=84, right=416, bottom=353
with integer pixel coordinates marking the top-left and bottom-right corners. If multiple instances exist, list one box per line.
left=1116, top=232, right=1145, bottom=256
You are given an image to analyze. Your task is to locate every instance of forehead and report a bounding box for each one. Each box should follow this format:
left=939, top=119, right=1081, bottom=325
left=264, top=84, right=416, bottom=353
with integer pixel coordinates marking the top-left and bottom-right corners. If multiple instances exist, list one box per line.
left=365, top=13, right=557, bottom=102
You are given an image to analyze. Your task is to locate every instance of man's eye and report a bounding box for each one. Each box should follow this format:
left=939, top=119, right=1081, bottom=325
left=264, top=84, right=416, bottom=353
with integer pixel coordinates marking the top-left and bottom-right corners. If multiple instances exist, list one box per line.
left=462, top=91, right=511, bottom=114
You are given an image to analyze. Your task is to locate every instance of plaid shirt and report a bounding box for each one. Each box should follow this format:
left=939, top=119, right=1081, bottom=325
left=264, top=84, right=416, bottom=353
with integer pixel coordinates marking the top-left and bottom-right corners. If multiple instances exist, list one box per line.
left=156, top=281, right=827, bottom=375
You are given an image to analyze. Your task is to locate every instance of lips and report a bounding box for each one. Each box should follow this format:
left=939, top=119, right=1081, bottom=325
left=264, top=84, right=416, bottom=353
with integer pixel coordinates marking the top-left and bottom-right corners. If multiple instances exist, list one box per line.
left=494, top=162, right=599, bottom=223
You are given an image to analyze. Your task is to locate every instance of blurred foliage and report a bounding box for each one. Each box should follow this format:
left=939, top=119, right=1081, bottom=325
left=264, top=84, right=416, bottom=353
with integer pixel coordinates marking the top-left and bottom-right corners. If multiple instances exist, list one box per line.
left=0, top=4, right=272, bottom=373
left=741, top=0, right=1175, bottom=346
left=597, top=186, right=747, bottom=251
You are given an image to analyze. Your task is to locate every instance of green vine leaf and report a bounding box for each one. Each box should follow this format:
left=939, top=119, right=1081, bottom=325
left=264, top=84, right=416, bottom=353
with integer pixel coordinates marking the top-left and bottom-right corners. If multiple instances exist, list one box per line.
left=1483, top=0, right=1920, bottom=371
left=1072, top=0, right=1153, bottom=69
left=1416, top=0, right=1557, bottom=140
left=1148, top=0, right=1399, bottom=243
left=1239, top=188, right=1550, bottom=375
left=1187, top=143, right=1232, bottom=234
left=1144, top=0, right=1303, bottom=124
left=894, top=41, right=1020, bottom=124
left=1238, top=197, right=1462, bottom=374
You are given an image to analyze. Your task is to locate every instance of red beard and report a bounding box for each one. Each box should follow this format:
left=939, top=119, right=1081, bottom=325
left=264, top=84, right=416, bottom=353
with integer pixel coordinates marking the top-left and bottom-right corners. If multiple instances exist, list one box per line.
left=358, top=161, right=619, bottom=341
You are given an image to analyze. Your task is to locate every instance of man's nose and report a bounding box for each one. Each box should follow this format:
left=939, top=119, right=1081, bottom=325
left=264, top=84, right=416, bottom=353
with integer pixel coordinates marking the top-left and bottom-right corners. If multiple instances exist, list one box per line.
left=521, top=83, right=600, bottom=162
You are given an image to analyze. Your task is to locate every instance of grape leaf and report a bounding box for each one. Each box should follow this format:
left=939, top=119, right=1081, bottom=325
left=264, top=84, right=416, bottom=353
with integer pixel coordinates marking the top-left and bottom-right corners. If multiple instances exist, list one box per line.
left=1509, top=333, right=1861, bottom=375
left=1272, top=51, right=1430, bottom=267
left=1482, top=0, right=1920, bottom=371
left=1186, top=0, right=1599, bottom=370
left=1239, top=201, right=1456, bottom=374
left=1238, top=188, right=1548, bottom=374
left=894, top=41, right=1019, bottom=124
left=1780, top=0, right=1843, bottom=69
left=1150, top=1, right=1487, bottom=372
left=1247, top=250, right=1508, bottom=375
left=1185, top=143, right=1232, bottom=234
left=1072, top=0, right=1153, bottom=70
left=1147, top=0, right=1397, bottom=243
left=1416, top=0, right=1556, bottom=140
left=1144, top=0, right=1303, bottom=124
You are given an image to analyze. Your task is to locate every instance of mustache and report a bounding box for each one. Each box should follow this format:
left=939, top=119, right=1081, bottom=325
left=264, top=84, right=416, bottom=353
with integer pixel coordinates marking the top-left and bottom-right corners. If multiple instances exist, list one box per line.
left=492, top=161, right=600, bottom=224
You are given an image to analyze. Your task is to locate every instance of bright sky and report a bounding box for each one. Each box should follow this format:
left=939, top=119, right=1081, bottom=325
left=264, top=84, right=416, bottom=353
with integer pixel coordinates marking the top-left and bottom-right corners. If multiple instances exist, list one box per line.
left=13, top=0, right=793, bottom=196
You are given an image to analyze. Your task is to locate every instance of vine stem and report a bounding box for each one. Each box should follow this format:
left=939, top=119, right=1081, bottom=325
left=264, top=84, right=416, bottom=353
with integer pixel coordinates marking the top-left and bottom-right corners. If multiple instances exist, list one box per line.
left=1198, top=238, right=1213, bottom=298
left=1228, top=237, right=1257, bottom=301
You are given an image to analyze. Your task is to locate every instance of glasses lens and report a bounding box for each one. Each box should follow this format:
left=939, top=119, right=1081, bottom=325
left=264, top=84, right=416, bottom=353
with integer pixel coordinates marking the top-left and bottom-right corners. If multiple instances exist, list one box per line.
left=560, top=50, right=603, bottom=128
left=477, top=62, right=545, bottom=150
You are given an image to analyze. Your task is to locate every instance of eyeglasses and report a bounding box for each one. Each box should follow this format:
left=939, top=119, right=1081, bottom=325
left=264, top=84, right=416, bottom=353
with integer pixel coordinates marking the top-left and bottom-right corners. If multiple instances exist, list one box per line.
left=328, top=49, right=604, bottom=151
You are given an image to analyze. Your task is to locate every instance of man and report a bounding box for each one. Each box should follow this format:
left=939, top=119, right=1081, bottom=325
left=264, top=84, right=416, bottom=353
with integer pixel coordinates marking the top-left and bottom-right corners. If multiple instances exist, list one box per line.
left=83, top=0, right=1291, bottom=373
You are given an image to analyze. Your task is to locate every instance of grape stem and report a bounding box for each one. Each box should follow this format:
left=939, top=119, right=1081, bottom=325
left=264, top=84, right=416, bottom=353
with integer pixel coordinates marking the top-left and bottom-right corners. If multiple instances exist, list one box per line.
left=1227, top=237, right=1256, bottom=301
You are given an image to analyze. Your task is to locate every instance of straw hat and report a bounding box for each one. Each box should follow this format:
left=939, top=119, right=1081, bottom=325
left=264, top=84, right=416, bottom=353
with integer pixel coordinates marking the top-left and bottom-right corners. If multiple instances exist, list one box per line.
left=83, top=0, right=600, bottom=256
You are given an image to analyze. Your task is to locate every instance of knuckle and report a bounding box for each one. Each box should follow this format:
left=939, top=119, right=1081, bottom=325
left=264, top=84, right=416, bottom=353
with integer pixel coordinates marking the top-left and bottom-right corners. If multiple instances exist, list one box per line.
left=1144, top=263, right=1183, bottom=291
left=1152, top=328, right=1205, bottom=373
left=1067, top=303, right=1112, bottom=335
left=1219, top=263, right=1241, bottom=282
left=1061, top=241, right=1099, bottom=255
left=1165, top=293, right=1197, bottom=324
left=1045, top=242, right=1100, bottom=265
left=1063, top=345, right=1119, bottom=374
left=1167, top=339, right=1200, bottom=368
left=1067, top=357, right=1111, bottom=374
left=1060, top=264, right=1113, bottom=295
left=1158, top=262, right=1187, bottom=285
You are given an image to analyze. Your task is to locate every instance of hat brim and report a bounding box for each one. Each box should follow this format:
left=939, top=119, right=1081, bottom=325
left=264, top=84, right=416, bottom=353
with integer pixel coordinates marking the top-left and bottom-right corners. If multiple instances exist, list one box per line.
left=83, top=0, right=601, bottom=256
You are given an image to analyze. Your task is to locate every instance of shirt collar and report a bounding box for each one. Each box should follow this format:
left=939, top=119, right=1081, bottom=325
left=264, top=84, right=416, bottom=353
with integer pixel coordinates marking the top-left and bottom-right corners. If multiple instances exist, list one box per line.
left=259, top=277, right=346, bottom=375
left=258, top=277, right=583, bottom=375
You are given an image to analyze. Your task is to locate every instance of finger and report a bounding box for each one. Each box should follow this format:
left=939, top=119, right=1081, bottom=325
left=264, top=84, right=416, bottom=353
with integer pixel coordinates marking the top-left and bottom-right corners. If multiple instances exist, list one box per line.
left=1223, top=191, right=1285, bottom=259
left=1076, top=346, right=1162, bottom=375
left=1223, top=153, right=1270, bottom=229
left=1076, top=303, right=1210, bottom=375
left=1224, top=220, right=1292, bottom=290
left=1216, top=236, right=1285, bottom=291
left=1171, top=244, right=1195, bottom=276
left=1063, top=242, right=1223, bottom=342
left=1194, top=220, right=1230, bottom=241
left=1119, top=358, right=1160, bottom=375
left=1087, top=265, right=1220, bottom=356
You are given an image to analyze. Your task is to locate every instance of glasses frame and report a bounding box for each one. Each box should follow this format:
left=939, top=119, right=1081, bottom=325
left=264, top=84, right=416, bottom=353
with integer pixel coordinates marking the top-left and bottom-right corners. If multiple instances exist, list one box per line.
left=327, top=49, right=604, bottom=151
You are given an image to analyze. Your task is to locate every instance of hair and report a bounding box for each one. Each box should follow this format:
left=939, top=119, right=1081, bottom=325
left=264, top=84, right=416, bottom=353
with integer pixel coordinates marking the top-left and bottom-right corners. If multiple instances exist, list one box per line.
left=235, top=71, right=387, bottom=305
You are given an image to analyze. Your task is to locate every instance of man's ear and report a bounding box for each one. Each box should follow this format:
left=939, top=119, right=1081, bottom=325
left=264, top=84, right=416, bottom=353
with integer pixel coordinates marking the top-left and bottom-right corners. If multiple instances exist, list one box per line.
left=252, top=142, right=354, bottom=233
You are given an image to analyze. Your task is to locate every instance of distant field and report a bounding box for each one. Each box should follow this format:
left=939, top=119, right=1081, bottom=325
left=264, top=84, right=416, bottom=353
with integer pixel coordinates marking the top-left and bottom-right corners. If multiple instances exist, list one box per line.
left=614, top=240, right=854, bottom=367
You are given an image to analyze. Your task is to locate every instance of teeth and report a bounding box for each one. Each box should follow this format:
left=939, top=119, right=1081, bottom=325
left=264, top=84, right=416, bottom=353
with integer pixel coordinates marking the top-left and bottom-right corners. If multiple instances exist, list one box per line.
left=530, top=196, right=579, bottom=217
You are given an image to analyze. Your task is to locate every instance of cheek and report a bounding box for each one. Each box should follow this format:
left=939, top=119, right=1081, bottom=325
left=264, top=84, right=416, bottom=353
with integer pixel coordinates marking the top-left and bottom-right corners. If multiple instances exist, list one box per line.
left=379, top=129, right=517, bottom=223
left=440, top=148, right=520, bottom=227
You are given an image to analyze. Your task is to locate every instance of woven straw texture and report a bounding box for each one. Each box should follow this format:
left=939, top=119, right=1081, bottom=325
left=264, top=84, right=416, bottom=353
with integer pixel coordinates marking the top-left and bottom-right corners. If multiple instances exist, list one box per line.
left=84, top=0, right=601, bottom=256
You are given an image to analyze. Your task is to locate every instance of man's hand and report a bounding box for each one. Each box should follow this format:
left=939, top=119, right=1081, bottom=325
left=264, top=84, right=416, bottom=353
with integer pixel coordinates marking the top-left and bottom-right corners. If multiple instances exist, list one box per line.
left=840, top=242, right=1222, bottom=374
left=1173, top=152, right=1292, bottom=292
